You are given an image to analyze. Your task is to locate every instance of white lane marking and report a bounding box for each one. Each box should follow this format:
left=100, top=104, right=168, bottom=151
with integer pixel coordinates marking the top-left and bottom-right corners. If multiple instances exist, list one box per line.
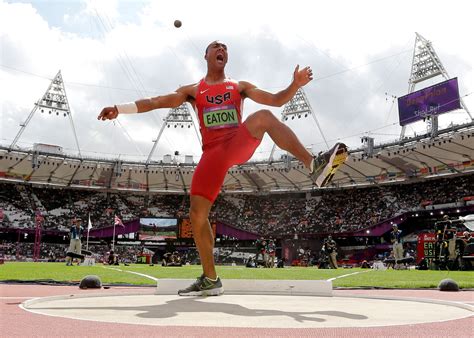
left=327, top=270, right=371, bottom=282
left=105, top=266, right=370, bottom=284
left=102, top=266, right=158, bottom=282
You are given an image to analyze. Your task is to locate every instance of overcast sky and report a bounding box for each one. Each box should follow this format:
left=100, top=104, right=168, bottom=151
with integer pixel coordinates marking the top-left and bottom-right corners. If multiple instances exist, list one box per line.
left=1, top=0, right=472, bottom=163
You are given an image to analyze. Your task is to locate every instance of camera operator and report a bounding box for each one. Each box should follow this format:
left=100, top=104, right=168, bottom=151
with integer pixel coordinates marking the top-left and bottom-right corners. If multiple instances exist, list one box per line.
left=171, top=251, right=182, bottom=266
left=435, top=215, right=457, bottom=266
left=65, top=218, right=83, bottom=266
left=162, top=252, right=172, bottom=266
left=390, top=224, right=403, bottom=269
left=325, top=235, right=338, bottom=269
left=266, top=239, right=276, bottom=268
left=255, top=238, right=265, bottom=265
left=318, top=240, right=328, bottom=269
left=463, top=231, right=474, bottom=245
left=107, top=250, right=118, bottom=265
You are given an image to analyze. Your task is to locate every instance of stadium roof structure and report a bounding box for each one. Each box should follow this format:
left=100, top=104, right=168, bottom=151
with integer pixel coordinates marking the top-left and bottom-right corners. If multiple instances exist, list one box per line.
left=1, top=121, right=473, bottom=194
left=1, top=33, right=473, bottom=194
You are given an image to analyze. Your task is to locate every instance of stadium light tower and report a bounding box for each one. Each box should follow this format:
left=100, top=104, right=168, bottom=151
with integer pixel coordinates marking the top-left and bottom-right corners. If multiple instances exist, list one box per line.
left=146, top=103, right=201, bottom=165
left=9, top=71, right=82, bottom=157
left=400, top=33, right=472, bottom=139
left=361, top=136, right=375, bottom=156
left=268, top=88, right=329, bottom=162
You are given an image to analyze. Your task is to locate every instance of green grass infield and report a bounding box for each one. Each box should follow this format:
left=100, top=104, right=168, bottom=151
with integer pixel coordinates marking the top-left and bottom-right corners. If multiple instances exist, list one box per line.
left=0, top=263, right=472, bottom=289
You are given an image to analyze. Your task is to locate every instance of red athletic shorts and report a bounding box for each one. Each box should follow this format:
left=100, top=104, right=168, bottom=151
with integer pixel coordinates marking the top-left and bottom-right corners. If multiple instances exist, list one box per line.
left=191, top=123, right=261, bottom=203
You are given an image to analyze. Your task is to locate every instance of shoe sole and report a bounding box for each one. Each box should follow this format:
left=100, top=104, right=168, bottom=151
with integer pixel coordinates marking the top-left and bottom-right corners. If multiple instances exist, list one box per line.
left=178, top=287, right=224, bottom=296
left=315, top=144, right=348, bottom=187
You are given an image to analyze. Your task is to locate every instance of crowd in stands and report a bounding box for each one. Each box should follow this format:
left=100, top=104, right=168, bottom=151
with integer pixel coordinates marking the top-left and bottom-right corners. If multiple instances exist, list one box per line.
left=214, top=174, right=473, bottom=236
left=0, top=184, right=36, bottom=229
left=0, top=174, right=472, bottom=237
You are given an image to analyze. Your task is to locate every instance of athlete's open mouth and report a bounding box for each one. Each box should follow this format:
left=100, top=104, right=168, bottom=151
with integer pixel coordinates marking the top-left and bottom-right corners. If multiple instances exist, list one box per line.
left=216, top=54, right=224, bottom=64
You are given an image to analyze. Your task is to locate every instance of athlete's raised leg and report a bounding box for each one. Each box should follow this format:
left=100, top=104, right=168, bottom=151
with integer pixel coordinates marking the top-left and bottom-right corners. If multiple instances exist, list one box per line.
left=244, top=109, right=348, bottom=187
left=244, top=109, right=313, bottom=168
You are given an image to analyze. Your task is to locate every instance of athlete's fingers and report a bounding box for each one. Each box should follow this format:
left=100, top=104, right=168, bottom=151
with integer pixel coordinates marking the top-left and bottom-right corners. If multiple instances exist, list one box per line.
left=294, top=65, right=300, bottom=76
left=98, top=107, right=117, bottom=120
left=306, top=67, right=313, bottom=81
left=98, top=107, right=109, bottom=120
left=299, top=66, right=312, bottom=77
left=99, top=110, right=108, bottom=120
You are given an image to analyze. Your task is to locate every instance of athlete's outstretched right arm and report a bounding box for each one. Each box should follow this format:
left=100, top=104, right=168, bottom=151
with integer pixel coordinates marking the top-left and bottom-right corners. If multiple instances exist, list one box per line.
left=97, top=85, right=195, bottom=121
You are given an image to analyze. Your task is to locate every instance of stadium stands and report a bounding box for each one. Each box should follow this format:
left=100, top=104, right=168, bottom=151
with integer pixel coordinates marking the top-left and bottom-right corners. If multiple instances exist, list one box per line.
left=1, top=174, right=472, bottom=236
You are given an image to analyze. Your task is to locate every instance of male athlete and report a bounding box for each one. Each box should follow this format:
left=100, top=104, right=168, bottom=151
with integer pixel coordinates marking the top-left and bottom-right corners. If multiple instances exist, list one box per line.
left=98, top=41, right=348, bottom=296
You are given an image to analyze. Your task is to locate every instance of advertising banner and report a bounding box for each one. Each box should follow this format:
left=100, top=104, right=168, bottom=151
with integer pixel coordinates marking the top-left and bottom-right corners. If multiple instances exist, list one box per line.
left=398, top=78, right=461, bottom=126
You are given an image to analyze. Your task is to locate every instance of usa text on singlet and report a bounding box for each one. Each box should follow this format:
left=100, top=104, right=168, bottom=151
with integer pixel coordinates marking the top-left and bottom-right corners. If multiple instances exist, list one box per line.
left=195, top=79, right=243, bottom=148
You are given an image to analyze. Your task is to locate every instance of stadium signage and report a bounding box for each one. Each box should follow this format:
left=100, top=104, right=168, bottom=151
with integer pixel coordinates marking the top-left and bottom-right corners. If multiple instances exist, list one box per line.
left=398, top=78, right=461, bottom=126
left=417, top=232, right=436, bottom=263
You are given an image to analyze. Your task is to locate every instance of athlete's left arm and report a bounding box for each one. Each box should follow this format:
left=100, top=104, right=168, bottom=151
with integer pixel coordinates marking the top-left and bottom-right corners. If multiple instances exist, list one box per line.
left=240, top=65, right=313, bottom=107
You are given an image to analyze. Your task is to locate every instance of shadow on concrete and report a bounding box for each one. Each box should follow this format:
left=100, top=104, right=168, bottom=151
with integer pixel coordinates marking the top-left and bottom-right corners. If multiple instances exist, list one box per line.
left=31, top=296, right=368, bottom=323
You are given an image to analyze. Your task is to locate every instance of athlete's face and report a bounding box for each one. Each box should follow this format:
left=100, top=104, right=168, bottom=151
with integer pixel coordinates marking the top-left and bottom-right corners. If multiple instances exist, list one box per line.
left=205, top=41, right=228, bottom=69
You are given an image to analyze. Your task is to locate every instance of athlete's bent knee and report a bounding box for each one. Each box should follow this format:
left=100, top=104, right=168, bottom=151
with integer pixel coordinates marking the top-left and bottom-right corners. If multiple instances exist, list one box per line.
left=244, top=109, right=276, bottom=139
left=256, top=109, right=274, bottom=121
left=253, top=109, right=276, bottom=128
left=189, top=206, right=208, bottom=225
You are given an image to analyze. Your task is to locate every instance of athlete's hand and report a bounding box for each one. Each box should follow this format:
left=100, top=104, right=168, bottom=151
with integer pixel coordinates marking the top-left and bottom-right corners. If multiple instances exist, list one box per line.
left=293, top=65, right=313, bottom=87
left=98, top=106, right=119, bottom=121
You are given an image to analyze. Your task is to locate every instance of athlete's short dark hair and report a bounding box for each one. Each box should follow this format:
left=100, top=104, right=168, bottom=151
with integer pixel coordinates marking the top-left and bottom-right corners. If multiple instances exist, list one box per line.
left=205, top=41, right=227, bottom=55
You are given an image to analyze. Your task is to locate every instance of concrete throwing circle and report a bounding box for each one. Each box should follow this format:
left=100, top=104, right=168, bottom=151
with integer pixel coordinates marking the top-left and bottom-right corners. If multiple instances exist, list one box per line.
left=22, top=293, right=472, bottom=328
